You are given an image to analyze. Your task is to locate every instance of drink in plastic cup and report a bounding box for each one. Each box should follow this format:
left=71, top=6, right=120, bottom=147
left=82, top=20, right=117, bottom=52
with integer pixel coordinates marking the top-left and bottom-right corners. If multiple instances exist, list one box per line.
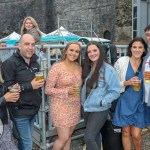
left=35, top=72, right=44, bottom=81
left=133, top=80, right=141, bottom=91
left=73, top=84, right=80, bottom=96
left=144, top=71, right=150, bottom=84
left=8, top=86, right=19, bottom=93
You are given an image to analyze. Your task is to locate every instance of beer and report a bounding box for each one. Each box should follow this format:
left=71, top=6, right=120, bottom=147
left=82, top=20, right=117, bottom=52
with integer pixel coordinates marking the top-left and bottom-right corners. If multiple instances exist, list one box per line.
left=144, top=71, right=150, bottom=84
left=35, top=72, right=44, bottom=81
left=73, top=84, right=80, bottom=96
left=8, top=85, right=19, bottom=93
left=9, top=88, right=19, bottom=93
left=133, top=82, right=141, bottom=91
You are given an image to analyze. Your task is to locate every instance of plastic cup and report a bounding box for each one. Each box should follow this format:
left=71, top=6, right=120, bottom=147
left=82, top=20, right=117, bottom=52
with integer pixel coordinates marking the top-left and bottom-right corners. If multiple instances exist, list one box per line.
left=35, top=72, right=44, bottom=81
left=73, top=84, right=80, bottom=96
left=8, top=86, right=19, bottom=93
left=133, top=80, right=141, bottom=91
left=144, top=71, right=150, bottom=84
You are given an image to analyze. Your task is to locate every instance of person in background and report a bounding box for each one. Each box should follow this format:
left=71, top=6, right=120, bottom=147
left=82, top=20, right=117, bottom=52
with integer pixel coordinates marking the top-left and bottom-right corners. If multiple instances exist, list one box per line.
left=45, top=41, right=82, bottom=150
left=143, top=24, right=150, bottom=126
left=113, top=37, right=148, bottom=150
left=1, top=34, right=44, bottom=150
left=0, top=41, right=7, bottom=47
left=144, top=24, right=150, bottom=46
left=81, top=41, right=120, bottom=150
left=20, top=16, right=41, bottom=45
left=15, top=42, right=19, bottom=46
left=39, top=46, right=47, bottom=61
left=0, top=68, right=20, bottom=150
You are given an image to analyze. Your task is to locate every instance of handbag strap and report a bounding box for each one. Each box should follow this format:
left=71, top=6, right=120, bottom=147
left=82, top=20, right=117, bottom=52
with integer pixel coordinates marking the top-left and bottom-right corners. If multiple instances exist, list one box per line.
left=134, top=60, right=142, bottom=76
left=125, top=60, right=142, bottom=90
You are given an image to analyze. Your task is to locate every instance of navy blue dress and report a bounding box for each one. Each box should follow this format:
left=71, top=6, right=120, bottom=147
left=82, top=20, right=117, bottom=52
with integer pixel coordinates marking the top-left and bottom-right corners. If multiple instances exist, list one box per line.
left=113, top=62, right=145, bottom=128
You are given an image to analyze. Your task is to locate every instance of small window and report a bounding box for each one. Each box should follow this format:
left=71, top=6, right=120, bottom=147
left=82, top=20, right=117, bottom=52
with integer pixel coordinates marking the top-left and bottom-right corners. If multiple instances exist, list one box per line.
left=103, top=30, right=111, bottom=40
left=133, top=6, right=137, bottom=18
left=133, top=31, right=137, bottom=38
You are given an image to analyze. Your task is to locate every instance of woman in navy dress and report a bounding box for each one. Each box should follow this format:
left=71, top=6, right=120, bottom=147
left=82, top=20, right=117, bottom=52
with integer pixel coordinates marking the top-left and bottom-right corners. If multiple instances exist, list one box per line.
left=113, top=37, right=148, bottom=150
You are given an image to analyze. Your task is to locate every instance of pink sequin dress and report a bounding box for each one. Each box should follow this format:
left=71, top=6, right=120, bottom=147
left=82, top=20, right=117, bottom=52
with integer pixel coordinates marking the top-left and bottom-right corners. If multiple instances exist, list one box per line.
left=45, top=61, right=82, bottom=127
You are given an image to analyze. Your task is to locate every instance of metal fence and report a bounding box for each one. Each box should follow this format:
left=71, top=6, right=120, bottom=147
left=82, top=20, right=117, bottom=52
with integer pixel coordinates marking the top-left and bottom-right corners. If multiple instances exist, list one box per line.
left=0, top=44, right=127, bottom=149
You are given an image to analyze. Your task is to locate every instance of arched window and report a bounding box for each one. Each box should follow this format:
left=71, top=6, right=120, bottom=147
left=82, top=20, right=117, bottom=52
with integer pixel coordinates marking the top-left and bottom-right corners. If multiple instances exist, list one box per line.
left=103, top=30, right=111, bottom=40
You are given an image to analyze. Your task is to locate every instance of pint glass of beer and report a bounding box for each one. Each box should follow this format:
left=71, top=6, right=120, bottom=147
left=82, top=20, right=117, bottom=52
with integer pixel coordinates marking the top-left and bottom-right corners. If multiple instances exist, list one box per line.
left=133, top=80, right=141, bottom=91
left=144, top=71, right=150, bottom=84
left=35, top=72, right=44, bottom=81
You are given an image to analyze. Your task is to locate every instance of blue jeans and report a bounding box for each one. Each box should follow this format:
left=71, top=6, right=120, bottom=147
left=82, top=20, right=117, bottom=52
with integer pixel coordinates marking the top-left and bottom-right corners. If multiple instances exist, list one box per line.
left=15, top=116, right=36, bottom=150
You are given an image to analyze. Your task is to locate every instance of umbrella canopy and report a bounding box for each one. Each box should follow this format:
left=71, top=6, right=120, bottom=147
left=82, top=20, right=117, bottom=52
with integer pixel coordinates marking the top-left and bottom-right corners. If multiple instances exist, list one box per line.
left=41, top=31, right=47, bottom=37
left=46, top=26, right=79, bottom=37
left=0, top=32, right=21, bottom=44
left=42, top=26, right=80, bottom=43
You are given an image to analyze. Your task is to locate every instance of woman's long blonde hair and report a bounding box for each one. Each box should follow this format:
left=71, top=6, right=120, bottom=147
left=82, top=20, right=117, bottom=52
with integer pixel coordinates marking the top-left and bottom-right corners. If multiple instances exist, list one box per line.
left=20, top=16, right=41, bottom=36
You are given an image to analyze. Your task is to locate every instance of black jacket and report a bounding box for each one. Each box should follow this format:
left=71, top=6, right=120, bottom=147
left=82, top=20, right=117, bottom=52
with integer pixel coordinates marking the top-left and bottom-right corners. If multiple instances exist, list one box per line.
left=0, top=84, right=8, bottom=124
left=1, top=50, right=42, bottom=118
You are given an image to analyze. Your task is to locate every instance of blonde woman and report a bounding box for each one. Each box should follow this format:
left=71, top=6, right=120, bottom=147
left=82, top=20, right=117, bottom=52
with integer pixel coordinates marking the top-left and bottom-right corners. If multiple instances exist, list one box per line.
left=45, top=41, right=82, bottom=150
left=21, top=16, right=41, bottom=44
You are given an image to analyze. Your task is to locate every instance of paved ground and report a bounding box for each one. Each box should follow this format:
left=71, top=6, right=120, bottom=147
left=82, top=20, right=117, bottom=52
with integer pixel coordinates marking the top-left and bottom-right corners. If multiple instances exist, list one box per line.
left=142, top=129, right=150, bottom=150
left=33, top=128, right=150, bottom=150
left=72, top=130, right=150, bottom=150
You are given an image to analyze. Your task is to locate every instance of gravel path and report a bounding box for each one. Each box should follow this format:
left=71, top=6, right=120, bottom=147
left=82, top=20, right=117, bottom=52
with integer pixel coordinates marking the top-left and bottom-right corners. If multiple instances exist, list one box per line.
left=142, top=129, right=150, bottom=150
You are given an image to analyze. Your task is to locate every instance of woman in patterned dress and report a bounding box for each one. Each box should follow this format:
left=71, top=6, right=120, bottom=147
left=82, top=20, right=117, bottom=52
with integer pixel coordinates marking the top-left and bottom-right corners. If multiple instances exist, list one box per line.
left=45, top=41, right=82, bottom=150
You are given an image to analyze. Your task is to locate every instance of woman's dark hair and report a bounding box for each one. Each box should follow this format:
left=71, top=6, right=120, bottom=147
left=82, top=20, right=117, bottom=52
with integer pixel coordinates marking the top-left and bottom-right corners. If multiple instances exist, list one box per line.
left=144, top=24, right=150, bottom=32
left=127, top=37, right=148, bottom=58
left=82, top=41, right=106, bottom=87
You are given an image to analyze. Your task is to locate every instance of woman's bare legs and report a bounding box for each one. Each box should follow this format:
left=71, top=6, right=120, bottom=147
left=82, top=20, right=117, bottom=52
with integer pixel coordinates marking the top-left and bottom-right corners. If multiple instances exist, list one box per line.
left=52, top=125, right=76, bottom=150
left=131, top=126, right=142, bottom=150
left=122, top=126, right=132, bottom=150
left=122, top=126, right=142, bottom=150
left=63, top=126, right=76, bottom=150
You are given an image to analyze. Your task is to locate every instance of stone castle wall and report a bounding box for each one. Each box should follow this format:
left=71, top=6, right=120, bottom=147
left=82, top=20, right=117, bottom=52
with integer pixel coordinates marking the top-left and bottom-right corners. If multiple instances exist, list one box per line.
left=0, top=0, right=132, bottom=44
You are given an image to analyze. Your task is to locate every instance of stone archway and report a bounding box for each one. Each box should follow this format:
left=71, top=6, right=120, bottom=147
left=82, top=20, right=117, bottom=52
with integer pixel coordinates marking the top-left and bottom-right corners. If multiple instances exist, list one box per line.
left=103, top=30, right=111, bottom=40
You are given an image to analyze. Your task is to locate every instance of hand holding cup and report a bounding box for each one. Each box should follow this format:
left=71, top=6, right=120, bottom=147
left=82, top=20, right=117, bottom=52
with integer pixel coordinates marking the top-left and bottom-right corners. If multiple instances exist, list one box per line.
left=8, top=83, right=20, bottom=93
left=133, top=78, right=141, bottom=91
left=73, top=84, right=80, bottom=96
left=144, top=71, right=150, bottom=84
left=4, top=92, right=20, bottom=103
left=5, top=83, right=20, bottom=102
left=35, top=72, right=44, bottom=81
left=68, top=84, right=80, bottom=96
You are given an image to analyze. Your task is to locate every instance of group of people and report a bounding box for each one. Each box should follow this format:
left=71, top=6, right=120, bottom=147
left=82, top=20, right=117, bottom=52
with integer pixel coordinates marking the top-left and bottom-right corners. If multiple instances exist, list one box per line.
left=0, top=15, right=150, bottom=150
left=45, top=24, right=150, bottom=150
left=0, top=16, right=44, bottom=150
